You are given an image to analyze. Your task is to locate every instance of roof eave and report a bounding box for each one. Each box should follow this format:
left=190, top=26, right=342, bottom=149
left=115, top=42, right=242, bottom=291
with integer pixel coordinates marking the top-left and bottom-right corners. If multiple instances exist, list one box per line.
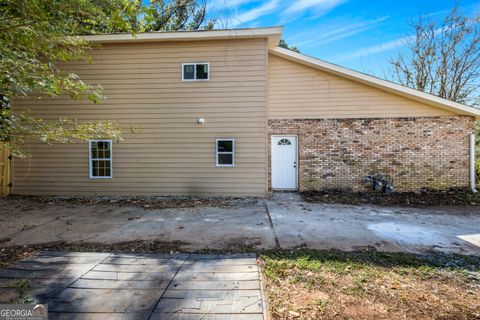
left=270, top=47, right=480, bottom=119
left=81, top=26, right=283, bottom=48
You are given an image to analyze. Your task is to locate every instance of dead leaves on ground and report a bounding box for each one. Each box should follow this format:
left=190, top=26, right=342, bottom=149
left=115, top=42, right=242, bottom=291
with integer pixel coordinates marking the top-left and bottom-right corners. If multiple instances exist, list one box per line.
left=264, top=265, right=480, bottom=320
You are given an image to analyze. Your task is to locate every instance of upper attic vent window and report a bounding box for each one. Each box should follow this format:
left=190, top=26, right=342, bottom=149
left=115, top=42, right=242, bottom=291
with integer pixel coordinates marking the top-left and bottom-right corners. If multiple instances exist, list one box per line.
left=182, top=63, right=209, bottom=81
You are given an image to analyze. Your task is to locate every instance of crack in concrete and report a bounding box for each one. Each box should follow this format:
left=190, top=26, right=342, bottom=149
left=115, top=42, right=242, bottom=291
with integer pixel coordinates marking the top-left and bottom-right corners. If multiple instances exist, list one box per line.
left=264, top=203, right=281, bottom=249
left=0, top=218, right=61, bottom=243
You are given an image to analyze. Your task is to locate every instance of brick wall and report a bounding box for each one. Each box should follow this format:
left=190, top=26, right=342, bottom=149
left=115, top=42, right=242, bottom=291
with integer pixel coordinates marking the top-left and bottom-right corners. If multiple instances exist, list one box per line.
left=268, top=116, right=476, bottom=192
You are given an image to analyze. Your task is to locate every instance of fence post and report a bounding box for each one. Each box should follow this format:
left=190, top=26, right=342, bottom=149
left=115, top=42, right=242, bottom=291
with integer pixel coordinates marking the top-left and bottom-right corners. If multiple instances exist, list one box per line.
left=0, top=142, right=11, bottom=197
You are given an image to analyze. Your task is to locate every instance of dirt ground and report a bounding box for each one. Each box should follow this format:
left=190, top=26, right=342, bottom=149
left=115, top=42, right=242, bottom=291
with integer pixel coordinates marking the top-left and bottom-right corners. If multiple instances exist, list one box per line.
left=4, top=194, right=236, bottom=210
left=302, top=188, right=480, bottom=207
left=261, top=249, right=480, bottom=320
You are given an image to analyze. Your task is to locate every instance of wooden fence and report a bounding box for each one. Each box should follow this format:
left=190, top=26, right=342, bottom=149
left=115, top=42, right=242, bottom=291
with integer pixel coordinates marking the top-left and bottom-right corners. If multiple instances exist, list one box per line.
left=0, top=143, right=11, bottom=197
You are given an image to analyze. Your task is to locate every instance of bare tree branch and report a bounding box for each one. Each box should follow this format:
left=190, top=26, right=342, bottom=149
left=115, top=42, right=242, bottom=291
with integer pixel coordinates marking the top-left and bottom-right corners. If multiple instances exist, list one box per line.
left=390, top=5, right=480, bottom=107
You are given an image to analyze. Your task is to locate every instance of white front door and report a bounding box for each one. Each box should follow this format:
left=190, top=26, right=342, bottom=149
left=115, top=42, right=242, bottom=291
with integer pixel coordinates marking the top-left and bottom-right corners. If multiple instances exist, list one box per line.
left=271, top=136, right=297, bottom=190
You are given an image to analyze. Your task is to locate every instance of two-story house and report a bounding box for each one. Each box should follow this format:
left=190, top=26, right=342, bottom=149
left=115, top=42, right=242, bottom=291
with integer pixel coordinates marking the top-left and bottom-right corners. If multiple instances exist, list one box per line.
left=11, top=27, right=480, bottom=196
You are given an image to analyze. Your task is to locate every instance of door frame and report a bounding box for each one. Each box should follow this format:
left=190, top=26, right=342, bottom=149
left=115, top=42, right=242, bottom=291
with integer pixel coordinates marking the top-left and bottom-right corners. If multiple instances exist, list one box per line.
left=271, top=134, right=299, bottom=191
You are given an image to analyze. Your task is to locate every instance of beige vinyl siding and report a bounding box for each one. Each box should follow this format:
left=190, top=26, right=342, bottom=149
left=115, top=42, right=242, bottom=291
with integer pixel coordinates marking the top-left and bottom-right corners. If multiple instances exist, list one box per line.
left=268, top=54, right=454, bottom=119
left=12, top=39, right=268, bottom=196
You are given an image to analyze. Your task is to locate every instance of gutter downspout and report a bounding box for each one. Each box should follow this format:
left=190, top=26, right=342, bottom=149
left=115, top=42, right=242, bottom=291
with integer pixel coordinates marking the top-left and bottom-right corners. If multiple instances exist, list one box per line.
left=470, top=133, right=477, bottom=193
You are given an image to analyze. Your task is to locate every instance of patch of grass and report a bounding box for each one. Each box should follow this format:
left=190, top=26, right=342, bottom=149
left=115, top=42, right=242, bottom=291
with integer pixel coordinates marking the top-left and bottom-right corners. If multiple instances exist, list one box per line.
left=349, top=272, right=373, bottom=296
left=288, top=271, right=326, bottom=290
left=260, top=249, right=480, bottom=320
left=261, top=248, right=480, bottom=272
left=313, top=298, right=328, bottom=312
left=8, top=279, right=33, bottom=304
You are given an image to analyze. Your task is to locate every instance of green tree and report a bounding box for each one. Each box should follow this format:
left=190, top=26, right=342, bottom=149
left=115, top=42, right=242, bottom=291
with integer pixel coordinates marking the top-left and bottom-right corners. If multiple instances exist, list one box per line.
left=142, top=0, right=214, bottom=31
left=0, top=0, right=214, bottom=157
left=279, top=39, right=300, bottom=53
left=0, top=0, right=137, bottom=156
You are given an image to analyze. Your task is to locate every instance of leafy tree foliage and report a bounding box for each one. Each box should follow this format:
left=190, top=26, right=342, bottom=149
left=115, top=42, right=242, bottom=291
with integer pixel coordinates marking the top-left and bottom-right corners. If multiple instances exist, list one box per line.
left=141, top=0, right=214, bottom=31
left=0, top=0, right=213, bottom=156
left=279, top=39, right=300, bottom=53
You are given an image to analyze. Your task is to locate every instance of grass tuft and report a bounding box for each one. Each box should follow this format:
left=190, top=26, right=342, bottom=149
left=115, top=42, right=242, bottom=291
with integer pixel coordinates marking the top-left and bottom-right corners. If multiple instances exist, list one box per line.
left=261, top=249, right=480, bottom=319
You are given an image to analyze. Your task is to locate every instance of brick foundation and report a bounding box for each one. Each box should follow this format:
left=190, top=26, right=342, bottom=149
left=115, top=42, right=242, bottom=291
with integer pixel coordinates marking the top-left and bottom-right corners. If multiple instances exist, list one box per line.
left=268, top=116, right=476, bottom=192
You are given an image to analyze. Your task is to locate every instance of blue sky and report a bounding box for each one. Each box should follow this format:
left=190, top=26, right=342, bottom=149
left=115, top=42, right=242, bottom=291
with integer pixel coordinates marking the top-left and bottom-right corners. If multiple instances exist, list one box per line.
left=206, top=0, right=480, bottom=76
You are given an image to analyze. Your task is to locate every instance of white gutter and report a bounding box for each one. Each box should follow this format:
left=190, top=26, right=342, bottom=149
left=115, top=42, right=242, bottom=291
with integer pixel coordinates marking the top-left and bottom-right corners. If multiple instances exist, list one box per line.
left=470, top=133, right=477, bottom=193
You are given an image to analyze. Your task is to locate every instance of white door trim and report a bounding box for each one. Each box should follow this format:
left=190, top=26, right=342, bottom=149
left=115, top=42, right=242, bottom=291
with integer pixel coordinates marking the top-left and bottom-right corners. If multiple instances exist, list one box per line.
left=271, top=134, right=298, bottom=190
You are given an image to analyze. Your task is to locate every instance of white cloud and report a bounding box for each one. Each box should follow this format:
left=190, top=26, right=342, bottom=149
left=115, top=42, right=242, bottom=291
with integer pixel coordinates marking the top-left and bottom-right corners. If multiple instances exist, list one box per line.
left=285, top=0, right=345, bottom=15
left=207, top=0, right=256, bottom=11
left=294, top=16, right=389, bottom=48
left=332, top=24, right=451, bottom=62
left=332, top=35, right=414, bottom=62
left=230, top=0, right=279, bottom=26
left=421, top=9, right=449, bottom=18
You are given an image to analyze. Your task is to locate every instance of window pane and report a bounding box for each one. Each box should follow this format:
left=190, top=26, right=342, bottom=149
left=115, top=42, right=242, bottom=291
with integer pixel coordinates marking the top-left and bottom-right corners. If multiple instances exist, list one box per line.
left=101, top=161, right=107, bottom=177
left=183, top=64, right=195, bottom=80
left=104, top=161, right=111, bottom=177
left=99, top=141, right=109, bottom=150
left=218, top=153, right=233, bottom=165
left=101, top=144, right=110, bottom=158
left=98, top=142, right=105, bottom=158
left=217, top=140, right=233, bottom=152
left=91, top=141, right=110, bottom=159
left=92, top=160, right=99, bottom=176
left=90, top=142, right=98, bottom=158
left=196, top=64, right=209, bottom=79
left=99, top=160, right=105, bottom=177
left=92, top=159, right=111, bottom=177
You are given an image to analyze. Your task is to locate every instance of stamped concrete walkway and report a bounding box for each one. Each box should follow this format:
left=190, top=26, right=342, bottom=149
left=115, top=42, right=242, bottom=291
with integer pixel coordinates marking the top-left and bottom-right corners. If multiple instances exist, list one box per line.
left=0, top=251, right=265, bottom=320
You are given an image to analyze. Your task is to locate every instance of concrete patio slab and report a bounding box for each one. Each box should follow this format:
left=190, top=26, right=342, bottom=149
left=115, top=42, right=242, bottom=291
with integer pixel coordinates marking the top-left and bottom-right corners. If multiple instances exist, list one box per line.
left=69, top=279, right=171, bottom=290
left=155, top=289, right=263, bottom=313
left=265, top=199, right=480, bottom=254
left=1, top=196, right=480, bottom=254
left=0, top=252, right=266, bottom=319
left=50, top=312, right=151, bottom=320
left=150, top=313, right=263, bottom=320
left=48, top=288, right=165, bottom=313
left=81, top=270, right=176, bottom=281
left=0, top=199, right=275, bottom=250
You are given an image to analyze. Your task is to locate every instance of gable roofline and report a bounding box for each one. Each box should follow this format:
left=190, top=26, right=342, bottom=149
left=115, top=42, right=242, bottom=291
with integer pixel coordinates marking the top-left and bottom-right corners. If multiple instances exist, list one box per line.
left=270, top=47, right=480, bottom=118
left=81, top=26, right=283, bottom=48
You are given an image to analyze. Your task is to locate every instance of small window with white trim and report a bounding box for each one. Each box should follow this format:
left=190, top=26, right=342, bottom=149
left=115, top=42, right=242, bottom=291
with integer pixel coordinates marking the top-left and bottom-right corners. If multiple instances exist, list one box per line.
left=216, top=139, right=234, bottom=167
left=89, top=140, right=112, bottom=178
left=182, top=63, right=209, bottom=81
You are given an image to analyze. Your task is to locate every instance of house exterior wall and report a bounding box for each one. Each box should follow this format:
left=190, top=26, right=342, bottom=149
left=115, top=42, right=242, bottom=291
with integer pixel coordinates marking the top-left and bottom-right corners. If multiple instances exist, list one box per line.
left=267, top=54, right=474, bottom=192
left=12, top=38, right=268, bottom=196
left=268, top=116, right=476, bottom=192
left=11, top=41, right=475, bottom=197
left=268, top=54, right=455, bottom=119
